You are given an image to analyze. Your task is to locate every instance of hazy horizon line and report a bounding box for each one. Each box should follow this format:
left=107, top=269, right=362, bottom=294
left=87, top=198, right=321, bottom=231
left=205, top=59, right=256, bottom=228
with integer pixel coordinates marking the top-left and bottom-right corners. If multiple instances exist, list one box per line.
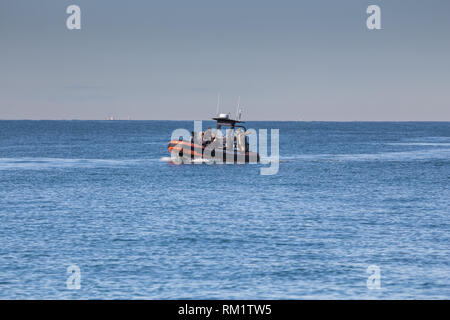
left=1, top=119, right=449, bottom=122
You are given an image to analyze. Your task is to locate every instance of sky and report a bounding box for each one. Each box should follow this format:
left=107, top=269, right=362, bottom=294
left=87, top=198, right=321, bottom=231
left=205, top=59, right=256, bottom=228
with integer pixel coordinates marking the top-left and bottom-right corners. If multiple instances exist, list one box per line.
left=0, top=0, right=449, bottom=120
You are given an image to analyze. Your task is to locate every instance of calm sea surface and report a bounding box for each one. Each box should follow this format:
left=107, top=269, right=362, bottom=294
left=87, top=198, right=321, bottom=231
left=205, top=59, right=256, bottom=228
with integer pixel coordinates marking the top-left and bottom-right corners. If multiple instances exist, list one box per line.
left=0, top=121, right=449, bottom=299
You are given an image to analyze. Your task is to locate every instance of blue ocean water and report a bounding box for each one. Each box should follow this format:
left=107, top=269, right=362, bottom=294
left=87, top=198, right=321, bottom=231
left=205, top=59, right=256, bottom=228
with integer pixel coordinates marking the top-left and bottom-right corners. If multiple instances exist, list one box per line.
left=0, top=120, right=449, bottom=299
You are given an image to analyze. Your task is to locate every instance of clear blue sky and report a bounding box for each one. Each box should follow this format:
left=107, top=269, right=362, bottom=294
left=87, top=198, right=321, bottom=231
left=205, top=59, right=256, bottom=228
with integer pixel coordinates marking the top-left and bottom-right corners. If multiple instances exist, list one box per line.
left=1, top=0, right=449, bottom=120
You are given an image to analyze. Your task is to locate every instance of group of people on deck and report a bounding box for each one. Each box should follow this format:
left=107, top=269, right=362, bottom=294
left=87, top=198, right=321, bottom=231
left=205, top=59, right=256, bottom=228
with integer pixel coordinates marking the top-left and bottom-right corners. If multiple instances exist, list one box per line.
left=190, top=127, right=250, bottom=152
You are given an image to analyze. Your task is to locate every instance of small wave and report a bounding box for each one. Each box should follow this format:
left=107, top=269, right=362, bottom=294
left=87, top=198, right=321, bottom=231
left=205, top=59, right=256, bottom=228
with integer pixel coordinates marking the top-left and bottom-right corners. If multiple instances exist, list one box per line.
left=387, top=142, right=450, bottom=147
left=260, top=157, right=289, bottom=163
left=403, top=136, right=450, bottom=143
left=0, top=157, right=147, bottom=170
left=160, top=156, right=214, bottom=164
left=334, top=149, right=450, bottom=161
left=191, top=158, right=213, bottom=164
left=281, top=148, right=450, bottom=162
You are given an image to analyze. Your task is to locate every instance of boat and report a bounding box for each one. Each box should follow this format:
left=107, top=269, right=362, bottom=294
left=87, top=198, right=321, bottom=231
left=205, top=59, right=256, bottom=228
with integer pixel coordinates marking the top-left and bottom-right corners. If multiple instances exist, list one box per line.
left=168, top=113, right=260, bottom=163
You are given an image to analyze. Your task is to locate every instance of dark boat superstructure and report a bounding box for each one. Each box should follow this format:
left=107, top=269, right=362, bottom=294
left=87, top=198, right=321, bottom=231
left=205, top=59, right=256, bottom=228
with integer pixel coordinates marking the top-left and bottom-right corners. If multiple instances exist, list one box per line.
left=168, top=114, right=260, bottom=163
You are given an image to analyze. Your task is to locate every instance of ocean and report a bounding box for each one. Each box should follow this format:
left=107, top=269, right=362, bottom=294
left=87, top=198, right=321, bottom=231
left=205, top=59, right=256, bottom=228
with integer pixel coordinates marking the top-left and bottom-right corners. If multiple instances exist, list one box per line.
left=0, top=120, right=449, bottom=299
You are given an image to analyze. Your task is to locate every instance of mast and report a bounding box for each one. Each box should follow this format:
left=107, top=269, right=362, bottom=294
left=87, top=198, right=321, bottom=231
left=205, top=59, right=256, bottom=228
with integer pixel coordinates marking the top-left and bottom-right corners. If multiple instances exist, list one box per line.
left=216, top=92, right=221, bottom=116
left=235, top=96, right=240, bottom=120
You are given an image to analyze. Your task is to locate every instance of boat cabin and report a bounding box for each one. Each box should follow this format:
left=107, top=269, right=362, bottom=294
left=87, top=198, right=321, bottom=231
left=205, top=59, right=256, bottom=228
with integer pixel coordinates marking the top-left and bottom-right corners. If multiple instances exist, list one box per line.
left=212, top=113, right=246, bottom=131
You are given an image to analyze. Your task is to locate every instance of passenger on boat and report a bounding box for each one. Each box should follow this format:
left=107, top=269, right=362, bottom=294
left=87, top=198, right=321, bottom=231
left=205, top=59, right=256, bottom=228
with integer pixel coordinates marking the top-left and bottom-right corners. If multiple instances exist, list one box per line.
left=203, top=127, right=213, bottom=145
left=197, top=131, right=203, bottom=144
left=195, top=132, right=203, bottom=145
left=235, top=128, right=250, bottom=152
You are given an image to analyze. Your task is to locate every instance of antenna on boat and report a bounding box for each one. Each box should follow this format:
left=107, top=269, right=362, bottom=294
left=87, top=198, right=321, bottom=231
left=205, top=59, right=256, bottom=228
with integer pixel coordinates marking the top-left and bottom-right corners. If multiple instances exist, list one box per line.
left=216, top=92, right=221, bottom=116
left=235, top=96, right=240, bottom=120
left=238, top=107, right=243, bottom=121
